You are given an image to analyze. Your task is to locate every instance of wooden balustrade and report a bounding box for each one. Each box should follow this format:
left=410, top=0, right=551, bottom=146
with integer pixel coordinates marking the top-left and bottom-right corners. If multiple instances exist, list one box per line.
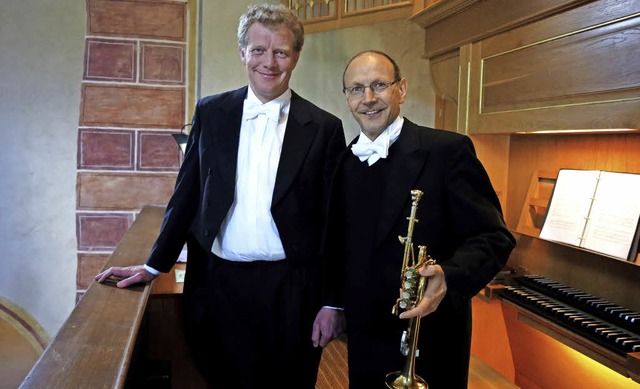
left=19, top=205, right=179, bottom=389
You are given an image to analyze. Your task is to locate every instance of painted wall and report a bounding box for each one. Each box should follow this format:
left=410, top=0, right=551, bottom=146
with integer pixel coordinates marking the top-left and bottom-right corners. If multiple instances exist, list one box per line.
left=0, top=0, right=434, bottom=339
left=0, top=0, right=84, bottom=337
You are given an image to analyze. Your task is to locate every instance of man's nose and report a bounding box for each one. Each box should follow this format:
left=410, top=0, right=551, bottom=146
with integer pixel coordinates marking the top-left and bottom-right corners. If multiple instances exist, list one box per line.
left=362, top=87, right=377, bottom=103
left=263, top=52, right=277, bottom=67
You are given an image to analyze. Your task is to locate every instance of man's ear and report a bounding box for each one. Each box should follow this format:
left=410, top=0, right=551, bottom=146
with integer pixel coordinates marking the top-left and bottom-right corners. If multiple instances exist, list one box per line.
left=239, top=46, right=247, bottom=63
left=398, top=78, right=408, bottom=104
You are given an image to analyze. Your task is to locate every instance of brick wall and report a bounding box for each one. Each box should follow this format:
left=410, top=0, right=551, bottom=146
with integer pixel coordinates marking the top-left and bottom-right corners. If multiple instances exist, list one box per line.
left=76, top=0, right=191, bottom=298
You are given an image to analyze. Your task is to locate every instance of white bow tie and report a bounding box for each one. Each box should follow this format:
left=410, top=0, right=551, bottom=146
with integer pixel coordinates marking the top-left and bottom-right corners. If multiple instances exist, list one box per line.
left=351, top=137, right=389, bottom=166
left=243, top=100, right=281, bottom=122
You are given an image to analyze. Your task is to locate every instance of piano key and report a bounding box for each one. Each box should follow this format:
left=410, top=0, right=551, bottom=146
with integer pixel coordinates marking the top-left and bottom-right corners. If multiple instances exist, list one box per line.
left=603, top=330, right=625, bottom=339
left=586, top=299, right=611, bottom=307
left=603, top=306, right=625, bottom=314
left=613, top=309, right=635, bottom=319
left=500, top=277, right=640, bottom=356
left=594, top=327, right=617, bottom=335
left=614, top=336, right=637, bottom=345
left=622, top=339, right=640, bottom=351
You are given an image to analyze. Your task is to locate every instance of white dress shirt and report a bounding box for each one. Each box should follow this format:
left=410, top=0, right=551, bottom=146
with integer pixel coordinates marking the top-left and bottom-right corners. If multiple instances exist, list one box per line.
left=145, top=87, right=291, bottom=275
left=211, top=87, right=291, bottom=261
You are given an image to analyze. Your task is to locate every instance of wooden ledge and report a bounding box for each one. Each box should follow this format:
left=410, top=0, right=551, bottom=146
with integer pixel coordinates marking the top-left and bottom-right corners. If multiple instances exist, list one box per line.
left=20, top=205, right=166, bottom=389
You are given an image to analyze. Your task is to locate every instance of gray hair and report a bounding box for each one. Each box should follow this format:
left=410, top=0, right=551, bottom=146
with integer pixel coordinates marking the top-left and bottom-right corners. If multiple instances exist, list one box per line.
left=237, top=3, right=305, bottom=53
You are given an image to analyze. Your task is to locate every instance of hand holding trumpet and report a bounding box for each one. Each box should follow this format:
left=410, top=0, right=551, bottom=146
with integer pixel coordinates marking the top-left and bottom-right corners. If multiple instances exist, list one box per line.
left=398, top=262, right=447, bottom=320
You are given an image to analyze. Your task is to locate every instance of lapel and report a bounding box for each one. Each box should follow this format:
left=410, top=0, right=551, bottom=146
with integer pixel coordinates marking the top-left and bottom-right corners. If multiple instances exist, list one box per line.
left=271, top=91, right=317, bottom=207
left=209, top=87, right=246, bottom=191
left=376, top=119, right=430, bottom=246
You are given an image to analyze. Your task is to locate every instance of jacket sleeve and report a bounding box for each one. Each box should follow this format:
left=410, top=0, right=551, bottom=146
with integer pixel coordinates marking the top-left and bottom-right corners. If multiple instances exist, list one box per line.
left=145, top=100, right=204, bottom=273
left=439, top=135, right=516, bottom=299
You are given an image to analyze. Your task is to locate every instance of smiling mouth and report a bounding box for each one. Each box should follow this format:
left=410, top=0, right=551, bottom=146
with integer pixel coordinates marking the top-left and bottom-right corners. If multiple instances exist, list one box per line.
left=362, top=108, right=383, bottom=116
left=257, top=71, right=279, bottom=78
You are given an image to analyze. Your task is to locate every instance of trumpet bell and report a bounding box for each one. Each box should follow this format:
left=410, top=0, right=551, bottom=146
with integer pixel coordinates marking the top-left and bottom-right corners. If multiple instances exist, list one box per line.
left=385, top=371, right=428, bottom=389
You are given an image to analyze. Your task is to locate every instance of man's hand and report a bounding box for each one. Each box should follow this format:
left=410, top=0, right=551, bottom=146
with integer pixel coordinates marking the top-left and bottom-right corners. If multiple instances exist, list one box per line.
left=94, top=265, right=157, bottom=288
left=399, top=264, right=447, bottom=319
left=311, top=307, right=346, bottom=348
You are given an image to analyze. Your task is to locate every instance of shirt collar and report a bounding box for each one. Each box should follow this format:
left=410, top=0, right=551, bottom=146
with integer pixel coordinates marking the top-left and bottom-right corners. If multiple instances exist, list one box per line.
left=246, top=86, right=292, bottom=111
left=355, top=115, right=404, bottom=147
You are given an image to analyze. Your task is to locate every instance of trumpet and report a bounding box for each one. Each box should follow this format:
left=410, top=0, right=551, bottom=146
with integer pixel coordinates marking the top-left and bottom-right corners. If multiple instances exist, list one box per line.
left=386, top=190, right=436, bottom=389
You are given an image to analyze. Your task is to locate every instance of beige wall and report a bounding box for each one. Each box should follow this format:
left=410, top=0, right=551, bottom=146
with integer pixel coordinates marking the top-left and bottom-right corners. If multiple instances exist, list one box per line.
left=0, top=0, right=435, bottom=340
left=0, top=0, right=84, bottom=337
left=294, top=19, right=435, bottom=141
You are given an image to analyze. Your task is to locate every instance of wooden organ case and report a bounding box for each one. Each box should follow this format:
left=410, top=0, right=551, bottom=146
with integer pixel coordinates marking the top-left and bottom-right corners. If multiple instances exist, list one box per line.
left=411, top=0, right=640, bottom=387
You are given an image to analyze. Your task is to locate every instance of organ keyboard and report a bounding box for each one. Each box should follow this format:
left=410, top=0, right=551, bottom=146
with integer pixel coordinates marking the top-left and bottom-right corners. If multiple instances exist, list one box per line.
left=498, top=274, right=640, bottom=382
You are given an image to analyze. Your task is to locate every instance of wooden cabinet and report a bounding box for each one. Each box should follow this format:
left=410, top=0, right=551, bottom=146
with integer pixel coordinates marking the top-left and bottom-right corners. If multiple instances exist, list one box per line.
left=412, top=0, right=640, bottom=134
left=467, top=0, right=640, bottom=134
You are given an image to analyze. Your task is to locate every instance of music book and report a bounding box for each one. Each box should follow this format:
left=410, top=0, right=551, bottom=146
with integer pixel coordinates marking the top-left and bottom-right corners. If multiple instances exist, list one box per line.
left=539, top=169, right=640, bottom=261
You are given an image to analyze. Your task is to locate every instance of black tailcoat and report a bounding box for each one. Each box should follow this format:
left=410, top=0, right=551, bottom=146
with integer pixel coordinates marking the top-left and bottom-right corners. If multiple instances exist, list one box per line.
left=143, top=86, right=346, bottom=388
left=325, top=119, right=516, bottom=389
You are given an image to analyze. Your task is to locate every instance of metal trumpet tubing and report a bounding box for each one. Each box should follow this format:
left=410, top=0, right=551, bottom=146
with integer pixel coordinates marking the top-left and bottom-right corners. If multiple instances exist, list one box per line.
left=386, top=190, right=436, bottom=389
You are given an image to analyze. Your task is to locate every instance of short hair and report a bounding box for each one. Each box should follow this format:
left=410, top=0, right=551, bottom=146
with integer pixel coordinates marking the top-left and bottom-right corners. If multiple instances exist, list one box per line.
left=237, top=3, right=305, bottom=53
left=342, top=50, right=402, bottom=88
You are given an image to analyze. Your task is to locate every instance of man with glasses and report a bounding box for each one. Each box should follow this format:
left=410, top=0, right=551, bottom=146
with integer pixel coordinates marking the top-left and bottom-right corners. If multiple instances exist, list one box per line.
left=324, top=51, right=516, bottom=388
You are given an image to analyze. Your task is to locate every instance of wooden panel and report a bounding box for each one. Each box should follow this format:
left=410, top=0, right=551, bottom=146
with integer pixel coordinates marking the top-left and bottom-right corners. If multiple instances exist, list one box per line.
left=468, top=134, right=510, bottom=217
left=430, top=51, right=459, bottom=131
left=413, top=2, right=640, bottom=383
left=411, top=0, right=586, bottom=58
left=80, top=84, right=185, bottom=129
left=150, top=263, right=184, bottom=295
left=136, top=293, right=207, bottom=388
left=501, top=300, right=640, bottom=388
left=467, top=0, right=640, bottom=133
left=289, top=0, right=338, bottom=23
left=506, top=133, right=640, bottom=230
left=471, top=295, right=515, bottom=382
left=515, top=170, right=557, bottom=237
left=296, top=1, right=414, bottom=34
left=481, top=29, right=640, bottom=113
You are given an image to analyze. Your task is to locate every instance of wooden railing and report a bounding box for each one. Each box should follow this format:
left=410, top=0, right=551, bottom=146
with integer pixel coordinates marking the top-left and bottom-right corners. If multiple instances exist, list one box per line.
left=19, top=206, right=167, bottom=389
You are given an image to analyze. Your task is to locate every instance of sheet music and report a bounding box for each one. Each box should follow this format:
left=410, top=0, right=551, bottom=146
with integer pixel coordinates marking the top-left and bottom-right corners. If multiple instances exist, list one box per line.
left=581, top=171, right=640, bottom=260
left=539, top=169, right=600, bottom=247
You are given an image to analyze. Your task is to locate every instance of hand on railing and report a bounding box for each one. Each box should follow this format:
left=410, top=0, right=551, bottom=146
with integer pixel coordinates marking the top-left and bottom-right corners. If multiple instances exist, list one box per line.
left=94, top=265, right=157, bottom=288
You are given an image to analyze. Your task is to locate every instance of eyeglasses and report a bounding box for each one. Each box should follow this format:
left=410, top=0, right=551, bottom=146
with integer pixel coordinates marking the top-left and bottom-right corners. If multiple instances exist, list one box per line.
left=342, top=80, right=399, bottom=97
